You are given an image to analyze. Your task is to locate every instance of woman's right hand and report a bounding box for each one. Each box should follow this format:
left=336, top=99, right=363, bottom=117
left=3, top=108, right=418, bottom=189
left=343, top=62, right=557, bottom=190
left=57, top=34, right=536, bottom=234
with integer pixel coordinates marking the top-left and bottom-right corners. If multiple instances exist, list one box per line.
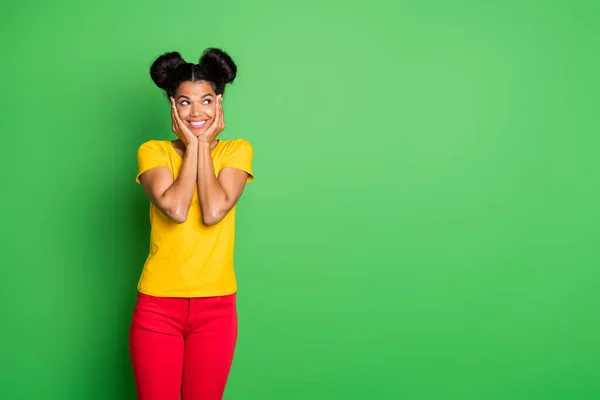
left=170, top=97, right=198, bottom=147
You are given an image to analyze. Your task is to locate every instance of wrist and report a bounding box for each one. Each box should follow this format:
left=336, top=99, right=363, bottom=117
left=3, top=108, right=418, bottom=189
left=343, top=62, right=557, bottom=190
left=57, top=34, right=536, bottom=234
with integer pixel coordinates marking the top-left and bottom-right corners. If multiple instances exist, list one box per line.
left=198, top=141, right=212, bottom=149
left=184, top=139, right=199, bottom=150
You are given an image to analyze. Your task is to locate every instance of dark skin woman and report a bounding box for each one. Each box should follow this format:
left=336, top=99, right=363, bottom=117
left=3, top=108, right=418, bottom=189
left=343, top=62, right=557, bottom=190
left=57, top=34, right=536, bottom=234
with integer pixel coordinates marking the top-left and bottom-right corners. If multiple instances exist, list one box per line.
left=129, top=48, right=254, bottom=400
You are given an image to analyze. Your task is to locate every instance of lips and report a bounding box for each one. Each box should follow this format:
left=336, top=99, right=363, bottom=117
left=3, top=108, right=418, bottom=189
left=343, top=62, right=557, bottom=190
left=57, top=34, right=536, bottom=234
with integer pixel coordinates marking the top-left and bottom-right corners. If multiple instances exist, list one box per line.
left=189, top=120, right=207, bottom=128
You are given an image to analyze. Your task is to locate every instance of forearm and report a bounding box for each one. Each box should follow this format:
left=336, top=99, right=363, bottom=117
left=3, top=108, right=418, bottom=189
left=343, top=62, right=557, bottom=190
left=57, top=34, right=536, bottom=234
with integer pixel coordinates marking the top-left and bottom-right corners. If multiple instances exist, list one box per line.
left=197, top=142, right=228, bottom=225
left=161, top=144, right=198, bottom=223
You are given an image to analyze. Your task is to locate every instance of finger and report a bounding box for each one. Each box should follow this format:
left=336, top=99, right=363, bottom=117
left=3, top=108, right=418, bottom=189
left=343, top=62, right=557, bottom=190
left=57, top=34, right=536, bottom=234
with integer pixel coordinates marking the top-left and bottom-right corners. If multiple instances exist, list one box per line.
left=172, top=103, right=191, bottom=140
left=171, top=99, right=184, bottom=127
left=170, top=99, right=177, bottom=133
left=216, top=95, right=224, bottom=132
left=208, top=100, right=221, bottom=132
left=215, top=95, right=223, bottom=131
left=171, top=102, right=189, bottom=143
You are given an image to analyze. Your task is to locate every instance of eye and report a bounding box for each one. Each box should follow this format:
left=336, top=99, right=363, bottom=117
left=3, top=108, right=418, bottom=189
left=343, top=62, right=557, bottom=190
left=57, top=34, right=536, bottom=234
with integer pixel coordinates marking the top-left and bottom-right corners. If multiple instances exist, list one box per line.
left=202, top=99, right=212, bottom=105
left=180, top=100, right=190, bottom=106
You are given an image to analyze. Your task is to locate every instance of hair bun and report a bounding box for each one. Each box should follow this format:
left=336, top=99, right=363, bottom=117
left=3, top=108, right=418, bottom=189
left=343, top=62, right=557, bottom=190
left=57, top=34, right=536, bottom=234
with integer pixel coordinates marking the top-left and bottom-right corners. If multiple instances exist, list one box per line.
left=198, top=48, right=237, bottom=84
left=150, top=52, right=186, bottom=90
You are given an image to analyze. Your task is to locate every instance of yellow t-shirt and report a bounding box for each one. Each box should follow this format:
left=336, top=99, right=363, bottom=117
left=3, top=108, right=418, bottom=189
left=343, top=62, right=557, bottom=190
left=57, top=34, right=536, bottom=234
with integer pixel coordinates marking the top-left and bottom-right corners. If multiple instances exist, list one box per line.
left=135, top=138, right=254, bottom=298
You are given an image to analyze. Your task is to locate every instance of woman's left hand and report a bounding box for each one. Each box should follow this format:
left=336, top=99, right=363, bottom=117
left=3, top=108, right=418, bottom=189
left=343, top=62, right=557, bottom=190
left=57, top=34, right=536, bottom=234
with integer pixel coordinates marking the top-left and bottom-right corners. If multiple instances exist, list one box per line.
left=198, top=94, right=225, bottom=144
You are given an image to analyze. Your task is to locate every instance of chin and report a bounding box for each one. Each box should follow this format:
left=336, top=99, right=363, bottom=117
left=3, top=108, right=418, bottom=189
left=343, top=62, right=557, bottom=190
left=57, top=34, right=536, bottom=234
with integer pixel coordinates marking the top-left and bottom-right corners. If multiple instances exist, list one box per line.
left=189, top=128, right=207, bottom=137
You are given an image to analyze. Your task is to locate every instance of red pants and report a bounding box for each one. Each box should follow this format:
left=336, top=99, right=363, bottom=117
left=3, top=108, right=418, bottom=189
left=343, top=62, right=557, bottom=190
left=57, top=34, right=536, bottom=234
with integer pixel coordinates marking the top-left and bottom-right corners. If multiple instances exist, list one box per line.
left=129, top=291, right=238, bottom=400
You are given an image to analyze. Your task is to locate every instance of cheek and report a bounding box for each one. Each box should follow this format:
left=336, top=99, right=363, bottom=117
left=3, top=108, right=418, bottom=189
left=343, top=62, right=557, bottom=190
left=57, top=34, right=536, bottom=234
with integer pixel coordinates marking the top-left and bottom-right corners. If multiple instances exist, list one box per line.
left=204, top=104, right=216, bottom=118
left=176, top=106, right=190, bottom=119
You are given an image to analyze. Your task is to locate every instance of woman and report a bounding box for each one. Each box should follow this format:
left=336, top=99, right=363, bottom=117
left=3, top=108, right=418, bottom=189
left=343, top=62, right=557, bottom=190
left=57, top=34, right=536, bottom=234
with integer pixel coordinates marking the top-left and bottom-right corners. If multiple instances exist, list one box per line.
left=129, top=48, right=254, bottom=400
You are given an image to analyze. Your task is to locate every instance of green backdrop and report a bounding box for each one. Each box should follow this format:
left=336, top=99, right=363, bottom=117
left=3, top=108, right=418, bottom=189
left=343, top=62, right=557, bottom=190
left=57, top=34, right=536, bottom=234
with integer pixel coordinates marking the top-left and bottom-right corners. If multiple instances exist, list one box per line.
left=1, top=0, right=599, bottom=399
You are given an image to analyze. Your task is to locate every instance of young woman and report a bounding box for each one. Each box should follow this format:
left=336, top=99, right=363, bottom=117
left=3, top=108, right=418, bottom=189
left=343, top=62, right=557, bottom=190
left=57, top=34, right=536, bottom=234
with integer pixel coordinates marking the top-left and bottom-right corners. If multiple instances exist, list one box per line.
left=129, top=48, right=254, bottom=400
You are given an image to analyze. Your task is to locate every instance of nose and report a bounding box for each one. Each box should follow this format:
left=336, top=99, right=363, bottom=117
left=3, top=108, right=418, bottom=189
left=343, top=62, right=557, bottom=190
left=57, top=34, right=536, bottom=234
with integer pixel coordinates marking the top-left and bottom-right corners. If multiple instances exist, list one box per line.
left=190, top=103, right=202, bottom=117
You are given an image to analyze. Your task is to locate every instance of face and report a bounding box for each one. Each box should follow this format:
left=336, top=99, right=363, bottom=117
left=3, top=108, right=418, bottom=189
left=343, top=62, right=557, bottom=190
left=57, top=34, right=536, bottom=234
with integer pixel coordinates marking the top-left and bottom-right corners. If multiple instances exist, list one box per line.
left=174, top=80, right=217, bottom=136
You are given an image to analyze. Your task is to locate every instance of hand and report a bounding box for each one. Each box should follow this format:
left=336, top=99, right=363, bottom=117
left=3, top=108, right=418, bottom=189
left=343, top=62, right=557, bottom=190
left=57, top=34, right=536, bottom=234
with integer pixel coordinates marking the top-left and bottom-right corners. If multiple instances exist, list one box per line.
left=198, top=94, right=225, bottom=144
left=170, top=97, right=198, bottom=147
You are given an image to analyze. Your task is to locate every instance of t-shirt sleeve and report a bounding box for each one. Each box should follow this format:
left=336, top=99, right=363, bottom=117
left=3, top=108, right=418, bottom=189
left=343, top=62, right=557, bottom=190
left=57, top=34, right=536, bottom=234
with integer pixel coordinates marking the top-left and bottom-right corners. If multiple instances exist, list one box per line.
left=136, top=141, right=169, bottom=183
left=221, top=139, right=254, bottom=183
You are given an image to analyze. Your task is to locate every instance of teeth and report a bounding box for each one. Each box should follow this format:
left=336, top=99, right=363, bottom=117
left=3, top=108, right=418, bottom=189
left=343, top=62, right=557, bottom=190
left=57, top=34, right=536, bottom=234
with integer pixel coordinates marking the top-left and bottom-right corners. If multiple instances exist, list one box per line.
left=190, top=121, right=206, bottom=127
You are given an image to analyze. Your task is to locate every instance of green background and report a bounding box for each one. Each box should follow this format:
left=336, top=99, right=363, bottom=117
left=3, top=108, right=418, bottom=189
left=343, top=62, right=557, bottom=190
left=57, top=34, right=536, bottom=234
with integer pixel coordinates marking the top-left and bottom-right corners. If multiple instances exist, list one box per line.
left=1, top=0, right=599, bottom=399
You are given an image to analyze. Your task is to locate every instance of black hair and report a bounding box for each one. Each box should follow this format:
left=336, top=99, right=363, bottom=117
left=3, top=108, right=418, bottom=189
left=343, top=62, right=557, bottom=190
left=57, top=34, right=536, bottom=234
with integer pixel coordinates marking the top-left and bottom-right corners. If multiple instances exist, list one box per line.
left=149, top=48, right=237, bottom=98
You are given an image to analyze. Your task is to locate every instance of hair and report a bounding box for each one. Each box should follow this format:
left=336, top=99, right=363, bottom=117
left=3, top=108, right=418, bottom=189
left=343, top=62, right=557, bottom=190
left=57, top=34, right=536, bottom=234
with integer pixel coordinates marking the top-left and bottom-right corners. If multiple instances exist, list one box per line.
left=149, top=48, right=237, bottom=98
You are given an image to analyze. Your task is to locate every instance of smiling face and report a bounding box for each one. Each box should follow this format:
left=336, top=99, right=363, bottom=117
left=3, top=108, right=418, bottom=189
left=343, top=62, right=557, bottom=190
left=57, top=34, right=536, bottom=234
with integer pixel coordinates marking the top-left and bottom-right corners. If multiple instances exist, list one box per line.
left=174, top=80, right=217, bottom=136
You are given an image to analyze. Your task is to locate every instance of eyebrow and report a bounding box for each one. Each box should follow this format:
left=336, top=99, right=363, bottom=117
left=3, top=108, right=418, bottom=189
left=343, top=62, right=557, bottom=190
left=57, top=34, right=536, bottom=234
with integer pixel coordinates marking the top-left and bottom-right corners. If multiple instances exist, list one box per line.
left=177, top=94, right=214, bottom=100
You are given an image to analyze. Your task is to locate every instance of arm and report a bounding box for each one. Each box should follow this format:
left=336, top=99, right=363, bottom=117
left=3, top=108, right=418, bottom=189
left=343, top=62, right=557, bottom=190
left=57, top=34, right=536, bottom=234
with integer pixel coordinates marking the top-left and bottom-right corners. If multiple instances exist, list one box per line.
left=139, top=145, right=198, bottom=224
left=138, top=97, right=199, bottom=224
left=197, top=142, right=249, bottom=226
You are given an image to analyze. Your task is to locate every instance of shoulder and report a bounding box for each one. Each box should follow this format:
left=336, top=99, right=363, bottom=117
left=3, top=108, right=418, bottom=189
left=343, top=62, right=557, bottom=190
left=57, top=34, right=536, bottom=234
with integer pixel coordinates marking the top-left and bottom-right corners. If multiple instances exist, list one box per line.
left=221, top=138, right=252, bottom=149
left=219, top=138, right=253, bottom=156
left=138, top=140, right=170, bottom=152
left=135, top=140, right=175, bottom=183
left=137, top=140, right=172, bottom=158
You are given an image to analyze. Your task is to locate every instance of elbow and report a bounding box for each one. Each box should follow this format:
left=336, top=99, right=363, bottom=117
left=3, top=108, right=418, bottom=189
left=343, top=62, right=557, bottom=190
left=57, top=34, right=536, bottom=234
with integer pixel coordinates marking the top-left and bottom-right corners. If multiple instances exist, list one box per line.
left=172, top=214, right=188, bottom=224
left=168, top=208, right=188, bottom=224
left=202, top=215, right=222, bottom=226
left=202, top=209, right=225, bottom=226
left=158, top=196, right=189, bottom=224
